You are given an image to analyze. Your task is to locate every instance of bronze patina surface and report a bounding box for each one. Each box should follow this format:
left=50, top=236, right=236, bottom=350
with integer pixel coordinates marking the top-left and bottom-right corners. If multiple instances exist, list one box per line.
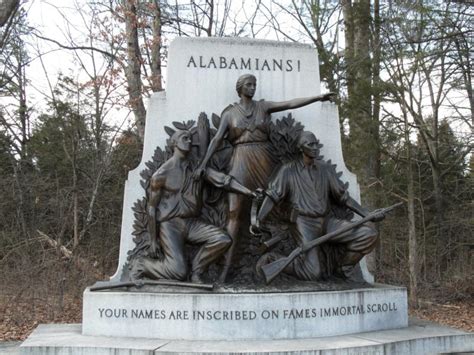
left=195, top=75, right=334, bottom=282
left=117, top=75, right=394, bottom=290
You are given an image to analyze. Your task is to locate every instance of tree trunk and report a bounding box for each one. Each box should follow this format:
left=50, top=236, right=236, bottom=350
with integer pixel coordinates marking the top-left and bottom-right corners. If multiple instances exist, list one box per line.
left=431, top=160, right=444, bottom=276
left=342, top=0, right=354, bottom=101
left=72, top=147, right=79, bottom=249
left=0, top=0, right=19, bottom=27
left=343, top=0, right=379, bottom=196
left=123, top=0, right=147, bottom=141
left=350, top=0, right=375, bottom=186
left=404, top=109, right=418, bottom=308
left=407, top=171, right=418, bottom=307
left=372, top=0, right=383, bottom=269
left=151, top=0, right=163, bottom=92
left=372, top=0, right=381, bottom=181
left=343, top=0, right=379, bottom=272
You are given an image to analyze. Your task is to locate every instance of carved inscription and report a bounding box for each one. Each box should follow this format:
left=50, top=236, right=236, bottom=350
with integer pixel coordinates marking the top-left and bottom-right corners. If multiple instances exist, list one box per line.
left=97, top=302, right=398, bottom=321
left=186, top=56, right=301, bottom=72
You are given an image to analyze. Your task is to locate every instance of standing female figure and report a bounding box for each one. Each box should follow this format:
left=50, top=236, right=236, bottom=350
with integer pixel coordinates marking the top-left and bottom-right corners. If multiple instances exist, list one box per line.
left=195, top=74, right=334, bottom=282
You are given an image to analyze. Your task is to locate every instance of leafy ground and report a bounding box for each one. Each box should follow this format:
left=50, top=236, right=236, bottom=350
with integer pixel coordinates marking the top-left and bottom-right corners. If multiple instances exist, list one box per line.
left=0, top=294, right=82, bottom=341
left=0, top=293, right=472, bottom=341
left=411, top=299, right=473, bottom=333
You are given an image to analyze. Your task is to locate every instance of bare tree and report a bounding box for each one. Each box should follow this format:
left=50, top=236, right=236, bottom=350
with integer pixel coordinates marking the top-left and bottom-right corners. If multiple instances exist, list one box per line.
left=379, top=1, right=473, bottom=293
left=122, top=0, right=147, bottom=139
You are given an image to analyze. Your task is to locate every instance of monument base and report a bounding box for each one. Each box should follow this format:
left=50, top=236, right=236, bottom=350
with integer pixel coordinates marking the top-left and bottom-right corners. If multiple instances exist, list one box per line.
left=20, top=320, right=473, bottom=355
left=82, top=283, right=408, bottom=340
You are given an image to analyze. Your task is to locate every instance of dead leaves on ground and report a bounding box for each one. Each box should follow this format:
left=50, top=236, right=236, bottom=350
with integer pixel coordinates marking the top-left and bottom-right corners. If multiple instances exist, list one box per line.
left=0, top=294, right=82, bottom=341
left=410, top=299, right=474, bottom=332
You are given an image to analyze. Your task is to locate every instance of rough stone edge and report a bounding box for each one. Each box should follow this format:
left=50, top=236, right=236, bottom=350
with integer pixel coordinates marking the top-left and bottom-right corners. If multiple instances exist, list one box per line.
left=172, top=36, right=314, bottom=49
left=83, top=282, right=405, bottom=296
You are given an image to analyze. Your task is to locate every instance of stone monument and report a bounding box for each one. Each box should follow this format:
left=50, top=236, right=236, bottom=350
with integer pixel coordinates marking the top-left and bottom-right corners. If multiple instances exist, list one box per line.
left=20, top=37, right=473, bottom=354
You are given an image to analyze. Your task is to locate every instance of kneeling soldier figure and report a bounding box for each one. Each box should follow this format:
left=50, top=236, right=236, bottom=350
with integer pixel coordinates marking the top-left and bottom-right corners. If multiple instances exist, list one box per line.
left=255, top=131, right=384, bottom=281
left=132, top=129, right=255, bottom=283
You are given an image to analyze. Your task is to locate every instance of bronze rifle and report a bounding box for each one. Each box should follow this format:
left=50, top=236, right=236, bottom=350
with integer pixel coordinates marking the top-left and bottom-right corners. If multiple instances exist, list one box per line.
left=261, top=202, right=403, bottom=284
left=90, top=279, right=215, bottom=291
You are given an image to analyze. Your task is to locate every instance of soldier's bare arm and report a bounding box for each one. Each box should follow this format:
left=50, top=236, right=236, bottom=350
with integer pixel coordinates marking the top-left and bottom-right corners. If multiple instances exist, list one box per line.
left=147, top=172, right=166, bottom=254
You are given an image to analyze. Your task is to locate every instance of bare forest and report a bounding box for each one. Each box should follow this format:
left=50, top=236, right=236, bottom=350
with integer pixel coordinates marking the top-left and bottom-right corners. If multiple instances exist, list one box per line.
left=0, top=0, right=472, bottom=340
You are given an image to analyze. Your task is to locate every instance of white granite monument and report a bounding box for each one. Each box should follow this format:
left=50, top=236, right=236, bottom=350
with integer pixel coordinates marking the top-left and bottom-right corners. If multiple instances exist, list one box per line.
left=20, top=37, right=473, bottom=355
left=110, top=37, right=366, bottom=284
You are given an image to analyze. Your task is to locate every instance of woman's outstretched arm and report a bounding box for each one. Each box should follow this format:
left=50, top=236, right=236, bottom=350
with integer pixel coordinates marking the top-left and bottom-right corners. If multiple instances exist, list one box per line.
left=266, top=92, right=335, bottom=113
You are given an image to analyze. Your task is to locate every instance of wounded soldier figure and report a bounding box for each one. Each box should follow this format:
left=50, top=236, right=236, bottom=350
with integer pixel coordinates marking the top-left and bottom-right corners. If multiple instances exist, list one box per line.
left=254, top=131, right=385, bottom=281
left=131, top=129, right=255, bottom=284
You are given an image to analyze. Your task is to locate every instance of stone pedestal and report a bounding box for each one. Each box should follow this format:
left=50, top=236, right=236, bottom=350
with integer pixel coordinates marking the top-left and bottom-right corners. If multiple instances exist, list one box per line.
left=82, top=284, right=408, bottom=340
left=16, top=36, right=474, bottom=355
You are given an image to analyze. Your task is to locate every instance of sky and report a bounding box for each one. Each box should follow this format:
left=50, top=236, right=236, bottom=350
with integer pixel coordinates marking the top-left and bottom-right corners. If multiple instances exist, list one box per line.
left=19, top=0, right=135, bottom=130
left=21, top=1, right=289, bottom=128
left=6, top=0, right=472, bottom=144
left=20, top=0, right=313, bottom=131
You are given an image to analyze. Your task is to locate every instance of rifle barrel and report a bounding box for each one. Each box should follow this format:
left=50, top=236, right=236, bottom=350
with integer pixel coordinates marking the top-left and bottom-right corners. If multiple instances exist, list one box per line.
left=90, top=280, right=214, bottom=291
left=262, top=202, right=403, bottom=284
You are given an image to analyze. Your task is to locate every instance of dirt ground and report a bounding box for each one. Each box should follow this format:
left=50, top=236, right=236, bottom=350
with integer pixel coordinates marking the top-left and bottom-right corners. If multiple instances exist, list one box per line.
left=0, top=294, right=81, bottom=341
left=0, top=292, right=472, bottom=341
left=411, top=299, right=473, bottom=333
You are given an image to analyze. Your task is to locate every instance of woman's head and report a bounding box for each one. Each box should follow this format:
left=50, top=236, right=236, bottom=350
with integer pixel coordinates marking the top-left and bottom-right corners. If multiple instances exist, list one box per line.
left=236, top=74, right=257, bottom=97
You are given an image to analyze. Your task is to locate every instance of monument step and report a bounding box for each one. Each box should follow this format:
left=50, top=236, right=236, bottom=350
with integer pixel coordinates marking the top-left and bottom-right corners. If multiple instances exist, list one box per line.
left=19, top=319, right=473, bottom=355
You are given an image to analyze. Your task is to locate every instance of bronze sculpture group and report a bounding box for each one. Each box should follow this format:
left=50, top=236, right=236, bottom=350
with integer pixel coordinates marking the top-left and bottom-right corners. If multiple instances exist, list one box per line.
left=128, top=74, right=388, bottom=286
